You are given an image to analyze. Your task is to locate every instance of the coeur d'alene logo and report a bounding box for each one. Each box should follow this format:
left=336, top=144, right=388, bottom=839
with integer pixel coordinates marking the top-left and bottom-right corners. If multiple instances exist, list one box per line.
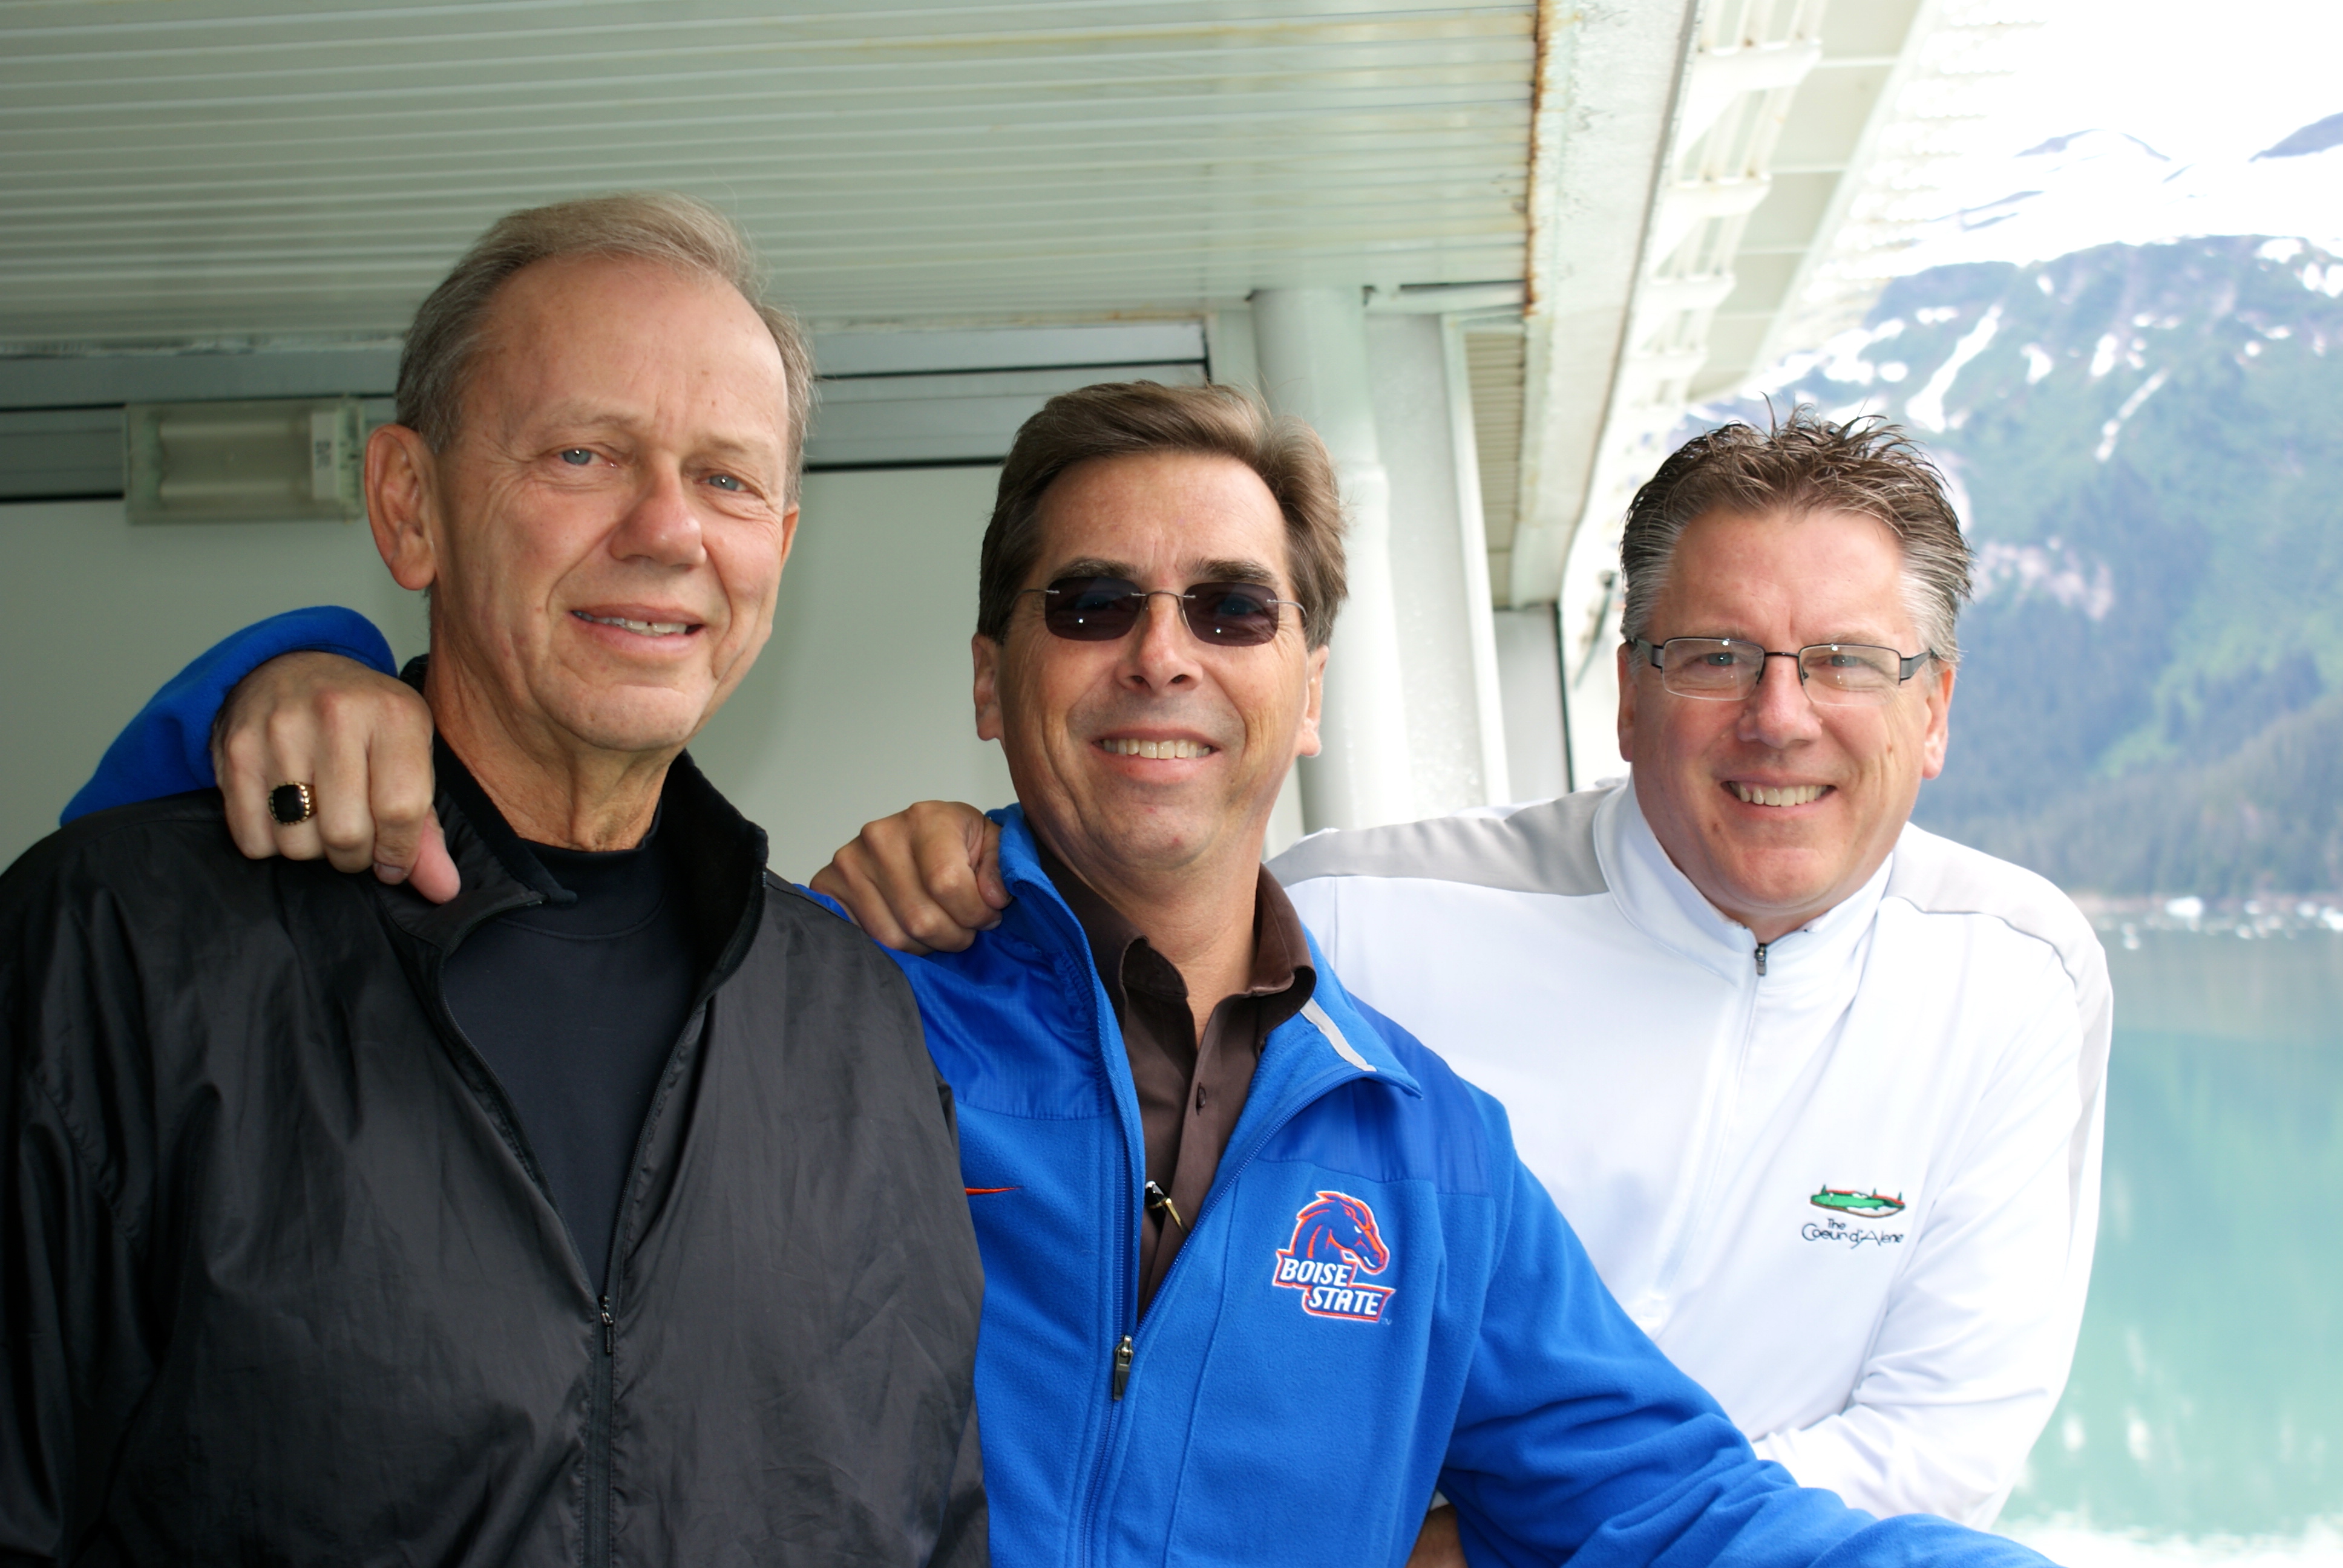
left=1271, top=1191, right=1395, bottom=1324
left=1809, top=1186, right=1906, bottom=1218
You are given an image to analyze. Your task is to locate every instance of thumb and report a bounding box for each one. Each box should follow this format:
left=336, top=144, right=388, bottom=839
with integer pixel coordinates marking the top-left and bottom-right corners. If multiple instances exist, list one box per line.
left=974, top=817, right=1010, bottom=915
left=379, top=811, right=461, bottom=904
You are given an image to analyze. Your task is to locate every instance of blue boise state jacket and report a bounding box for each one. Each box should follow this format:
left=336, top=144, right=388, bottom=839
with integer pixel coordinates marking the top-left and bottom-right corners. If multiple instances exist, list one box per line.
left=73, top=609, right=2051, bottom=1568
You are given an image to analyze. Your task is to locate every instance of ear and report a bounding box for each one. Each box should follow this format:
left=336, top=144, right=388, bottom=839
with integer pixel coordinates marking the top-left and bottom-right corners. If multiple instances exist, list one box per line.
left=365, top=423, right=441, bottom=592
left=1613, top=640, right=1638, bottom=763
left=773, top=501, right=801, bottom=578
left=1293, top=642, right=1330, bottom=759
left=1918, top=658, right=1956, bottom=780
left=972, top=633, right=1004, bottom=742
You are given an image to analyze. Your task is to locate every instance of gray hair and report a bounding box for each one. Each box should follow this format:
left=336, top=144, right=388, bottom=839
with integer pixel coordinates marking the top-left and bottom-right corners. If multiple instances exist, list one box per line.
left=395, top=192, right=816, bottom=501
left=1617, top=408, right=1972, bottom=662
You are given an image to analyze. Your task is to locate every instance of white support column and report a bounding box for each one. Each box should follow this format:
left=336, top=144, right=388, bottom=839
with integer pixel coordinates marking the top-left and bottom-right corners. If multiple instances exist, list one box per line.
left=1251, top=286, right=1415, bottom=832
left=1440, top=316, right=1513, bottom=806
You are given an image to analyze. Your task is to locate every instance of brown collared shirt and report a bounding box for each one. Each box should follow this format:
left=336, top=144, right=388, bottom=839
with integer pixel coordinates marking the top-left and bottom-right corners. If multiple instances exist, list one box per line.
left=1034, top=840, right=1316, bottom=1314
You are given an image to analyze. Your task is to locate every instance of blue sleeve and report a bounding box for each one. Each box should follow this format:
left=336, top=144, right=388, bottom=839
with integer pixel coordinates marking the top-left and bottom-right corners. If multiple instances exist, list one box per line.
left=1444, top=1143, right=2049, bottom=1568
left=61, top=607, right=396, bottom=825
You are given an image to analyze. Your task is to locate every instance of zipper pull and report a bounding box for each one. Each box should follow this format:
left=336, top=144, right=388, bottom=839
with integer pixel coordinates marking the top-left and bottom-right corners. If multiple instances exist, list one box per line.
left=600, top=1294, right=615, bottom=1356
left=1110, top=1334, right=1134, bottom=1401
left=1754, top=941, right=1769, bottom=978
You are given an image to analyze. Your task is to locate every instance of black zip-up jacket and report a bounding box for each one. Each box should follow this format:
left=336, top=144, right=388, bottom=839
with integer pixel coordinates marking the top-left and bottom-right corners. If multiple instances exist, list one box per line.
left=0, top=752, right=986, bottom=1566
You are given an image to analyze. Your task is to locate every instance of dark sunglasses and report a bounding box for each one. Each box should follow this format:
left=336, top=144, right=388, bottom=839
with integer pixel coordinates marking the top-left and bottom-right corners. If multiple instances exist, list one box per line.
left=1021, top=576, right=1306, bottom=647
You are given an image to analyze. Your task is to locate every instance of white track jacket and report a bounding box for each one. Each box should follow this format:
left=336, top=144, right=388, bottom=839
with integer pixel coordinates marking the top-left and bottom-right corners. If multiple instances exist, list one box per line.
left=1268, top=779, right=2110, bottom=1526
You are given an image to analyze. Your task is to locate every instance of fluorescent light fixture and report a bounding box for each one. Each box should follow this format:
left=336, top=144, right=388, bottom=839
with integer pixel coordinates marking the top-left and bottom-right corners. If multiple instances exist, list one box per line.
left=124, top=397, right=363, bottom=524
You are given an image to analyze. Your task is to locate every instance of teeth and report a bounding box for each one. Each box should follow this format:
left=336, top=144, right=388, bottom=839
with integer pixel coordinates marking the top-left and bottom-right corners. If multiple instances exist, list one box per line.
left=1732, top=782, right=1827, bottom=807
left=1102, top=737, right=1213, bottom=759
left=578, top=611, right=690, bottom=636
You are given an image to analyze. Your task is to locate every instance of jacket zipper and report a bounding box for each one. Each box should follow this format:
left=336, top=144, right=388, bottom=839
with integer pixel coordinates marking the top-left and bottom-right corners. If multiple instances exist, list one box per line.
left=1110, top=1336, right=1135, bottom=1399
left=1055, top=921, right=1141, bottom=1564
left=586, top=1294, right=616, bottom=1565
left=414, top=875, right=756, bottom=1568
left=585, top=868, right=763, bottom=1564
left=583, top=987, right=727, bottom=1568
left=1648, top=947, right=1765, bottom=1307
left=1075, top=1058, right=1378, bottom=1564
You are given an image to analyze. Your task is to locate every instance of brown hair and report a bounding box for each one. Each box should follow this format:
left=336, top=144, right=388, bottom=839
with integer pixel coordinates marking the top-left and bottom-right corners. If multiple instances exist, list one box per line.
left=395, top=191, right=817, bottom=501
left=1619, top=407, right=1973, bottom=661
left=976, top=381, right=1348, bottom=650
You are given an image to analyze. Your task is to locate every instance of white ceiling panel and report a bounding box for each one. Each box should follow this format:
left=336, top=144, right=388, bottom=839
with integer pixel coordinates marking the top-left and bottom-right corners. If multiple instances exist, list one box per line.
left=0, top=0, right=1535, bottom=346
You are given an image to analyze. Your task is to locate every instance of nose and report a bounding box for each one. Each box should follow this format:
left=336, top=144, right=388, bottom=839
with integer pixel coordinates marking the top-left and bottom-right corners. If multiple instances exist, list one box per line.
left=610, top=465, right=707, bottom=569
left=1117, top=590, right=1198, bottom=691
left=1737, top=651, right=1823, bottom=750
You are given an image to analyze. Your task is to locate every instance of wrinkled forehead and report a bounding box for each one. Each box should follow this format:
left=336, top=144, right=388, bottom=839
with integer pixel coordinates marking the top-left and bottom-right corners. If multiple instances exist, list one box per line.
left=464, top=253, right=791, bottom=445
left=1031, top=451, right=1292, bottom=587
left=1654, top=506, right=1919, bottom=640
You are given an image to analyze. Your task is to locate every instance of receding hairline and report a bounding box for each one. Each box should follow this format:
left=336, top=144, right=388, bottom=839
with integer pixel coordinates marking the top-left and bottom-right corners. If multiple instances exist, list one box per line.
left=1644, top=502, right=1935, bottom=645
left=450, top=251, right=798, bottom=452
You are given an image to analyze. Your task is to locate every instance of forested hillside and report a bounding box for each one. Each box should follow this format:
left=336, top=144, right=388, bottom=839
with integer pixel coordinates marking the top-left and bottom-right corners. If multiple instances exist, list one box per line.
left=1699, top=234, right=2343, bottom=895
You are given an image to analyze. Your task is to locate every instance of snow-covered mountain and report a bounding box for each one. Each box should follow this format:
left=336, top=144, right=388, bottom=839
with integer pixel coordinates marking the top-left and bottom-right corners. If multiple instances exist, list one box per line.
left=1890, top=120, right=2343, bottom=271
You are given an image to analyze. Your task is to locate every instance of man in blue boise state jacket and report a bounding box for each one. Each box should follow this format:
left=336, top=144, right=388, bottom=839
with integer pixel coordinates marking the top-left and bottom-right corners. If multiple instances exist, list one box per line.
left=62, top=382, right=2057, bottom=1568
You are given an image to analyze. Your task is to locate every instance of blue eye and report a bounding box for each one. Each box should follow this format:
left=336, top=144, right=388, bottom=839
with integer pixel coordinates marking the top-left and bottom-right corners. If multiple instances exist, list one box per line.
left=559, top=448, right=593, bottom=466
left=707, top=474, right=743, bottom=492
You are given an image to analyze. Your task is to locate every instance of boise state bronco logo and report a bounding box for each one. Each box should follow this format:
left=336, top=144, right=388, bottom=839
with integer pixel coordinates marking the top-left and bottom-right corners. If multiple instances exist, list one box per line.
left=1271, top=1191, right=1395, bottom=1324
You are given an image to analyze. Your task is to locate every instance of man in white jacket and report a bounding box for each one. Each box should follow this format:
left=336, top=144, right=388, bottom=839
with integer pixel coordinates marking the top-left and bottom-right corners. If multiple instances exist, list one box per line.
left=1263, top=413, right=2108, bottom=1529
left=151, top=408, right=2109, bottom=1532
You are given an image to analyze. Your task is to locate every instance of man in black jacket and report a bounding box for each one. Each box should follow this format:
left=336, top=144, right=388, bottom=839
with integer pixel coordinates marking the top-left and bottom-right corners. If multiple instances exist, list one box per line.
left=0, top=194, right=986, bottom=1566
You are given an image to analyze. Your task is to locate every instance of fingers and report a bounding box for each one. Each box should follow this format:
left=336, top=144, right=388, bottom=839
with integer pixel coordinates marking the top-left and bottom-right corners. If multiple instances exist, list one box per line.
left=975, top=817, right=1009, bottom=912
left=813, top=802, right=1006, bottom=956
left=391, top=811, right=462, bottom=904
left=214, top=717, right=286, bottom=861
left=309, top=696, right=382, bottom=874
left=361, top=688, right=442, bottom=881
left=811, top=844, right=939, bottom=956
left=206, top=652, right=434, bottom=875
left=906, top=802, right=1008, bottom=936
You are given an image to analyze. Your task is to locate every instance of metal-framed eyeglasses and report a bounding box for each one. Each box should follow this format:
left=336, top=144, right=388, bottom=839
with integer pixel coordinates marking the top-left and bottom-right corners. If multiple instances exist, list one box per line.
left=1020, top=576, right=1306, bottom=647
left=1630, top=638, right=1938, bottom=707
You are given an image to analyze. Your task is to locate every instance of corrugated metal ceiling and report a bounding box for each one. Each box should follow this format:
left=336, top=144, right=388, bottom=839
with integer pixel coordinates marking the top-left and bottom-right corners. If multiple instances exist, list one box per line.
left=1, top=0, right=1535, bottom=347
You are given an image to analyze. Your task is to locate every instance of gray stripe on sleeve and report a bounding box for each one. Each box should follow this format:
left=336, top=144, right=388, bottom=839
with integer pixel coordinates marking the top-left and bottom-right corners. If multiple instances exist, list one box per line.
left=1266, top=788, right=1610, bottom=898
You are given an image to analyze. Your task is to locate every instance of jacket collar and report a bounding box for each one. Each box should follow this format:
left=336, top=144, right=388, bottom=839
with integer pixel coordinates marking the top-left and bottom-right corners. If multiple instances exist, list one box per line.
left=988, top=805, right=1420, bottom=1098
left=372, top=657, right=769, bottom=982
left=1596, top=776, right=1889, bottom=988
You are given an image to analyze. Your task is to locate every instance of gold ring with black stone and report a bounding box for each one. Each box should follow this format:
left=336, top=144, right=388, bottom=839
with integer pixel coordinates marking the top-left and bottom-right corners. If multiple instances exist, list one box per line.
left=268, top=782, right=315, bottom=826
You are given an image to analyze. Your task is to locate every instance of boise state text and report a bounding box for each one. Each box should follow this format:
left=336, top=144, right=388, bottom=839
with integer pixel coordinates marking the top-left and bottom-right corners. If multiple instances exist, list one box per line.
left=1271, top=1191, right=1396, bottom=1323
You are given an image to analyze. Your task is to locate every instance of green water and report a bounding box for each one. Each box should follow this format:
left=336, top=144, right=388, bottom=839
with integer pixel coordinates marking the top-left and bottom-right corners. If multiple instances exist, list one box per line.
left=2002, top=929, right=2343, bottom=1537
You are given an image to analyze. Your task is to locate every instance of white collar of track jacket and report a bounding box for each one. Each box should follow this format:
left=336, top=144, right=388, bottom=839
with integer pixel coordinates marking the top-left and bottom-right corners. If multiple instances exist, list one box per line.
left=1605, top=773, right=1892, bottom=991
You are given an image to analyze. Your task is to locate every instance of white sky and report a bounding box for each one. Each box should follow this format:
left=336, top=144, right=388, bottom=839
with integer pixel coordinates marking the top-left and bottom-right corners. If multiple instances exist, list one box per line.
left=1887, top=0, right=2343, bottom=270
left=2008, top=0, right=2343, bottom=165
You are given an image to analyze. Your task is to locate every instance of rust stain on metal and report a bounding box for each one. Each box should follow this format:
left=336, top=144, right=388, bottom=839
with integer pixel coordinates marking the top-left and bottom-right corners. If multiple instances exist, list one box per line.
left=1523, top=2, right=1581, bottom=312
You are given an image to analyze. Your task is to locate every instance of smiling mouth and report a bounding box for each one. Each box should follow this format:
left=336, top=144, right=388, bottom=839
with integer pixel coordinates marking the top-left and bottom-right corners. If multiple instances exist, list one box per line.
left=1730, top=782, right=1830, bottom=807
left=1098, top=737, right=1215, bottom=760
left=574, top=610, right=697, bottom=638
